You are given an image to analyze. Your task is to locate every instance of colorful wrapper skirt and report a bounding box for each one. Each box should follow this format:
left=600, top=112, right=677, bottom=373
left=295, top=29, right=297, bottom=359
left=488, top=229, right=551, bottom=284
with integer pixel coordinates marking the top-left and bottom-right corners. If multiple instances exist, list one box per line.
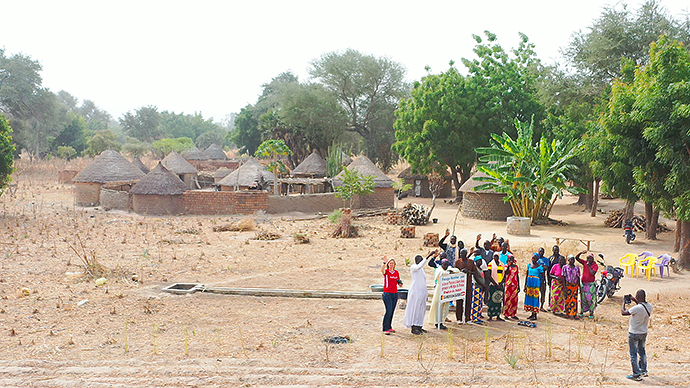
left=550, top=279, right=565, bottom=314
left=469, top=282, right=484, bottom=322
left=563, top=283, right=579, bottom=317
left=580, top=282, right=597, bottom=314
left=487, top=283, right=503, bottom=318
left=524, top=275, right=541, bottom=313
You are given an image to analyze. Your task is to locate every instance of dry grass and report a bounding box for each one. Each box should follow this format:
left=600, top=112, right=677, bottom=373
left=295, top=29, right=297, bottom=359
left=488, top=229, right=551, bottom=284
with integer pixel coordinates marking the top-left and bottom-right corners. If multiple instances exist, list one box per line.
left=212, top=218, right=256, bottom=232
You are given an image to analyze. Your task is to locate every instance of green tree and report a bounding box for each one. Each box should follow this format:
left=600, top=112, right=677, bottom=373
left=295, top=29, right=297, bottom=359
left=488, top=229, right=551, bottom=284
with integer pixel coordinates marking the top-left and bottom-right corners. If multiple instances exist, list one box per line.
left=230, top=105, right=261, bottom=155
left=0, top=49, right=42, bottom=118
left=53, top=111, right=87, bottom=154
left=0, top=114, right=15, bottom=196
left=334, top=167, right=375, bottom=209
left=310, top=49, right=408, bottom=171
left=634, top=36, right=690, bottom=266
left=150, top=137, right=194, bottom=158
left=394, top=65, right=486, bottom=196
left=77, top=99, right=112, bottom=132
left=475, top=119, right=582, bottom=221
left=254, top=139, right=292, bottom=195
left=121, top=137, right=150, bottom=158
left=196, top=131, right=224, bottom=150
left=83, top=130, right=121, bottom=156
left=119, top=106, right=161, bottom=142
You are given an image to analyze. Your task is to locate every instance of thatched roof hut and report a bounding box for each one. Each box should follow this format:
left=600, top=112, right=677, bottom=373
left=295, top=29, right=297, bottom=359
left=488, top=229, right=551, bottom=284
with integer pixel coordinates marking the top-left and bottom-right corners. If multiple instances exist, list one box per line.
left=131, top=163, right=187, bottom=215
left=73, top=150, right=145, bottom=206
left=162, top=152, right=199, bottom=175
left=333, top=155, right=393, bottom=188
left=132, top=157, right=150, bottom=174
left=213, top=167, right=232, bottom=184
left=182, top=147, right=208, bottom=161
left=203, top=144, right=227, bottom=160
left=459, top=171, right=513, bottom=221
left=74, top=150, right=145, bottom=184
left=292, top=151, right=327, bottom=178
left=131, top=163, right=187, bottom=196
left=218, top=158, right=274, bottom=191
left=332, top=155, right=394, bottom=209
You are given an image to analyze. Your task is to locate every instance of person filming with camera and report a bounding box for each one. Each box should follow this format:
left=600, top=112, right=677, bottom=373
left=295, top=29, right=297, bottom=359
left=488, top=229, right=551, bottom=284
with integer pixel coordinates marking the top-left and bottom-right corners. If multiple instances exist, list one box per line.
left=621, top=289, right=653, bottom=381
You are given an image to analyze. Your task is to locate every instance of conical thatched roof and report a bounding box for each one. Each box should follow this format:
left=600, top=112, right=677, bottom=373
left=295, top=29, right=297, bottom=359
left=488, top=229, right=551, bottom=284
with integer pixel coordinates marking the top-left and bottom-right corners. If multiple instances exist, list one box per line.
left=131, top=163, right=187, bottom=195
left=73, top=150, right=145, bottom=183
left=292, top=151, right=327, bottom=177
left=218, top=158, right=274, bottom=187
left=342, top=152, right=353, bottom=166
left=132, top=157, right=150, bottom=174
left=459, top=171, right=501, bottom=194
left=203, top=144, right=227, bottom=160
left=213, top=167, right=232, bottom=180
left=162, top=152, right=199, bottom=174
left=332, top=155, right=393, bottom=188
left=182, top=147, right=208, bottom=161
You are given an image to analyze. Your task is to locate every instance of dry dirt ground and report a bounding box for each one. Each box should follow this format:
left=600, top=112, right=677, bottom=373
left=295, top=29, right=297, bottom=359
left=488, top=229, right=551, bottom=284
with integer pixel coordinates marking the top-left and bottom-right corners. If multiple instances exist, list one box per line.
left=0, top=160, right=689, bottom=387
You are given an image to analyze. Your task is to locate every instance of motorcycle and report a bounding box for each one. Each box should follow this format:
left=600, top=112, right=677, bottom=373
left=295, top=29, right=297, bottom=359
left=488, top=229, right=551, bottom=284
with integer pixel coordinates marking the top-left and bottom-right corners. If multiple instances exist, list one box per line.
left=595, top=253, right=625, bottom=302
left=624, top=219, right=636, bottom=244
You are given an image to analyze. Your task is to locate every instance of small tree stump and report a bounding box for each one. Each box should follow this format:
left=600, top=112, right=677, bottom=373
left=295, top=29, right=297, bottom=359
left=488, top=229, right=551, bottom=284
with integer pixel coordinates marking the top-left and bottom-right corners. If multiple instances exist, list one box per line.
left=423, top=233, right=439, bottom=247
left=400, top=226, right=416, bottom=238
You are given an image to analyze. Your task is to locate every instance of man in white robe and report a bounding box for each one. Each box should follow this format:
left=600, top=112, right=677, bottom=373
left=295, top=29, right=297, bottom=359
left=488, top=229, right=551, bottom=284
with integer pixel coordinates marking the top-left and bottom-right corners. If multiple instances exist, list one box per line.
left=403, top=250, right=438, bottom=335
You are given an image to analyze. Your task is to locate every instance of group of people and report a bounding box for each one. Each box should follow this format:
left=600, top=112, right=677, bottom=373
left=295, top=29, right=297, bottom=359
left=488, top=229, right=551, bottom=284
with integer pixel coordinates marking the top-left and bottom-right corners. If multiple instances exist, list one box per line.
left=380, top=231, right=608, bottom=335
left=378, top=232, right=654, bottom=382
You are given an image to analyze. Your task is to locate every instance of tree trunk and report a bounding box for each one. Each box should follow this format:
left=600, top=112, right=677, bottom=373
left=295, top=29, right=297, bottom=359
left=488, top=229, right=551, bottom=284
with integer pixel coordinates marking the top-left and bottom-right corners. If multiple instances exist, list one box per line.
left=590, top=178, right=600, bottom=217
left=647, top=208, right=659, bottom=240
left=680, top=220, right=690, bottom=269
left=425, top=193, right=437, bottom=224
left=584, top=181, right=594, bottom=211
left=644, top=202, right=653, bottom=239
left=675, top=219, right=682, bottom=252
left=450, top=165, right=462, bottom=198
left=623, top=200, right=636, bottom=221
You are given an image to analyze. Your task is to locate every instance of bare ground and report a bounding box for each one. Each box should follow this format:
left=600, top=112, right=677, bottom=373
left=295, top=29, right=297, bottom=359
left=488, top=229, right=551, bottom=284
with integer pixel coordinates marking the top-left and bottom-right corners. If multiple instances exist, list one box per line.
left=0, top=160, right=689, bottom=387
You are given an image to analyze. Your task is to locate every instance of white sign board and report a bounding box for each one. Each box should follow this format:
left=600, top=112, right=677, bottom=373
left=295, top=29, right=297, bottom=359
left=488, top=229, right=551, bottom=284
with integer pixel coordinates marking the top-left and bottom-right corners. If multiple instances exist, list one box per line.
left=440, top=272, right=467, bottom=302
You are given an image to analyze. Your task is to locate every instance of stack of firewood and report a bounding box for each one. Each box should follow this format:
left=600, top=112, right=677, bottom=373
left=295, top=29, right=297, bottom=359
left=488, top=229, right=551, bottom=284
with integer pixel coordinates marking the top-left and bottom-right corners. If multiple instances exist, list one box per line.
left=401, top=203, right=428, bottom=226
left=603, top=209, right=671, bottom=232
left=400, top=226, right=416, bottom=238
left=423, top=233, right=439, bottom=247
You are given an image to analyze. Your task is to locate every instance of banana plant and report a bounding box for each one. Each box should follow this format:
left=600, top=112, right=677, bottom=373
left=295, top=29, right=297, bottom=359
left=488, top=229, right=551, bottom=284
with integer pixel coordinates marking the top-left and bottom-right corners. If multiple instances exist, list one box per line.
left=474, top=119, right=583, bottom=221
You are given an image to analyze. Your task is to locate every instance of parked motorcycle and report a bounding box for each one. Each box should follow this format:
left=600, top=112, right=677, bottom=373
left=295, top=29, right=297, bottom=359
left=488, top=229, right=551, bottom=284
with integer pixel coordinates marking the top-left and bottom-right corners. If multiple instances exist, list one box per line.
left=624, top=219, right=636, bottom=244
left=595, top=254, right=625, bottom=302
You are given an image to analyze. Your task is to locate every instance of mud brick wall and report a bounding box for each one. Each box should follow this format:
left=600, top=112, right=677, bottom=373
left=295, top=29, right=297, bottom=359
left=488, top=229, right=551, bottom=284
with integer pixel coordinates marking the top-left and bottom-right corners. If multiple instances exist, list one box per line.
left=460, top=192, right=513, bottom=221
left=100, top=188, right=131, bottom=211
left=267, top=193, right=353, bottom=214
left=182, top=191, right=268, bottom=215
left=360, top=187, right=394, bottom=209
left=75, top=182, right=102, bottom=206
left=133, top=194, right=184, bottom=215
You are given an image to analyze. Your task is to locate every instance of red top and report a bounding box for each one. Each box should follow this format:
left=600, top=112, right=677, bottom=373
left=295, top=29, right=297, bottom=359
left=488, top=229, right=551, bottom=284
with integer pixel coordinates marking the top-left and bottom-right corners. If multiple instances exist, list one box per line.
left=577, top=258, right=598, bottom=283
left=383, top=269, right=400, bottom=293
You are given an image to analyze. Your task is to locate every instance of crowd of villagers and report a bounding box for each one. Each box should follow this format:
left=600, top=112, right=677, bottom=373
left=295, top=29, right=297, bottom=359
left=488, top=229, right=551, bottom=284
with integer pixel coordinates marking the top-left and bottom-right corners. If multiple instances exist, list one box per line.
left=380, top=230, right=599, bottom=334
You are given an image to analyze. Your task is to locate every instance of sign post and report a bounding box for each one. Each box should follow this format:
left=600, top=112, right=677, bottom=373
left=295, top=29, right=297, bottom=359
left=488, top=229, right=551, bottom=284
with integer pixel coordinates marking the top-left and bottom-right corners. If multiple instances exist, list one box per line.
left=437, top=271, right=467, bottom=328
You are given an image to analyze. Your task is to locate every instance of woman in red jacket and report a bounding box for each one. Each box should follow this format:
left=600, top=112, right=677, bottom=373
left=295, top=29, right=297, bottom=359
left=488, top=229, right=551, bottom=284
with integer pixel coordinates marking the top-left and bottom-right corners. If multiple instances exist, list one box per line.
left=381, top=257, right=402, bottom=334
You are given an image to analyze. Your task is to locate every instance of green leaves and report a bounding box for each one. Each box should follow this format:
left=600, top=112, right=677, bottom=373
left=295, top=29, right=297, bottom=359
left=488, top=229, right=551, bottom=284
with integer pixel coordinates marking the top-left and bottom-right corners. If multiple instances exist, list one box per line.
left=333, top=167, right=375, bottom=209
left=0, top=114, right=15, bottom=195
left=476, top=119, right=581, bottom=221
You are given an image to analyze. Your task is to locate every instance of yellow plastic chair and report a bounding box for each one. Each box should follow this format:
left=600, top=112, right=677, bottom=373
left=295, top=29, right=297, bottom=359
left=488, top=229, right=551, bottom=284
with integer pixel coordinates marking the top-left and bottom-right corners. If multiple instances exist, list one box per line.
left=637, top=257, right=658, bottom=280
left=619, top=253, right=638, bottom=276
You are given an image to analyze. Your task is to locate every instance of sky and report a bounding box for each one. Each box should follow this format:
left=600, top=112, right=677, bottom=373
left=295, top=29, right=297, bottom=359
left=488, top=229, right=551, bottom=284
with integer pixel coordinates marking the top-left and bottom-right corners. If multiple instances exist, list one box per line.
left=1, top=0, right=689, bottom=123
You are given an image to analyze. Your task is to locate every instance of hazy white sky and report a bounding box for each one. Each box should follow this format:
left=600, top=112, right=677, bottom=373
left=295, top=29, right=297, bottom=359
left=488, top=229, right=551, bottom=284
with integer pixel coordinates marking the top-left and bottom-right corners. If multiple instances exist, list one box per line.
left=1, top=0, right=688, bottom=123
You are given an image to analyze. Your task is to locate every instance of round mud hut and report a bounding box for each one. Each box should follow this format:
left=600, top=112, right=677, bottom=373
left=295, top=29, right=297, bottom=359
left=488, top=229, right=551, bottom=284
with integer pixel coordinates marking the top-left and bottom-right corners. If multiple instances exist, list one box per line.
left=459, top=171, right=513, bottom=221
left=162, top=151, right=199, bottom=190
left=130, top=163, right=188, bottom=215
left=182, top=147, right=208, bottom=162
left=332, top=155, right=394, bottom=209
left=72, top=150, right=145, bottom=206
left=292, top=151, right=327, bottom=178
left=217, top=158, right=274, bottom=191
left=203, top=144, right=228, bottom=160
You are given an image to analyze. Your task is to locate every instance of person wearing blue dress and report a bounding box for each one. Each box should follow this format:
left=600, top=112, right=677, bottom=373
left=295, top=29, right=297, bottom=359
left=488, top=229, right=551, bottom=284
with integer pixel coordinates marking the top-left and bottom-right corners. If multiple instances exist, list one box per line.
left=524, top=254, right=545, bottom=320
